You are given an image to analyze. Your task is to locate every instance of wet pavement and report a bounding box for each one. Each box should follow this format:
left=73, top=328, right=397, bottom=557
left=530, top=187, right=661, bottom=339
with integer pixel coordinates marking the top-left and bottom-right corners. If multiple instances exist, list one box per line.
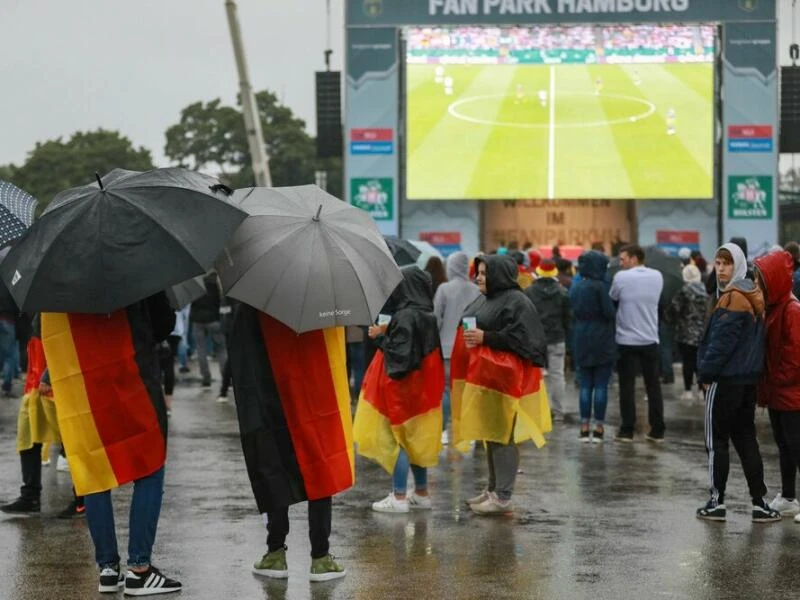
left=1, top=367, right=799, bottom=600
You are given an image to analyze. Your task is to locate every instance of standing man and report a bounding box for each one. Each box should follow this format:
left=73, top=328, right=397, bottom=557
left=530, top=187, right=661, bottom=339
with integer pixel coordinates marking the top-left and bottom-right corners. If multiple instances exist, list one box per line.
left=525, top=259, right=571, bottom=422
left=190, top=272, right=227, bottom=389
left=609, top=244, right=666, bottom=442
left=696, top=244, right=779, bottom=523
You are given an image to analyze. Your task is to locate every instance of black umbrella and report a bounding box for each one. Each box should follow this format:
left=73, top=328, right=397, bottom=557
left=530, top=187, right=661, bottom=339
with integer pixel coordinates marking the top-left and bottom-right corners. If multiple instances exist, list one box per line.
left=0, top=248, right=17, bottom=313
left=217, top=185, right=402, bottom=333
left=0, top=180, right=38, bottom=247
left=384, top=235, right=421, bottom=267
left=644, top=246, right=683, bottom=306
left=0, top=167, right=247, bottom=314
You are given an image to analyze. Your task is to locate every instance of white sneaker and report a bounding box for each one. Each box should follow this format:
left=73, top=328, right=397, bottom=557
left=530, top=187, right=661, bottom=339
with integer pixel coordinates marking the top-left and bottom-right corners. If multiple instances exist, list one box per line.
left=465, top=490, right=490, bottom=506
left=769, top=494, right=800, bottom=517
left=680, top=390, right=693, bottom=402
left=408, top=492, right=432, bottom=510
left=441, top=430, right=449, bottom=445
left=56, top=455, right=70, bottom=472
left=795, top=513, right=800, bottom=524
left=371, top=493, right=409, bottom=514
left=470, top=492, right=514, bottom=515
left=41, top=458, right=51, bottom=467
left=216, top=396, right=229, bottom=403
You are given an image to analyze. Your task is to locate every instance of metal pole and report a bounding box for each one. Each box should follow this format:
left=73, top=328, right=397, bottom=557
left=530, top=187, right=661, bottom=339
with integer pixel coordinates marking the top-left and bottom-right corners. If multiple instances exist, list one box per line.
left=225, top=0, right=272, bottom=187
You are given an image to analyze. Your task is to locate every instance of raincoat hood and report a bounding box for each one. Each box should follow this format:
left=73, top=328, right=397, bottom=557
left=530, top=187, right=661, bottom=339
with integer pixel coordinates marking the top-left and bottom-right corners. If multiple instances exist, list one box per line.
left=475, top=255, right=520, bottom=297
left=717, top=243, right=748, bottom=290
left=577, top=251, right=609, bottom=280
left=754, top=250, right=794, bottom=308
left=388, top=266, right=434, bottom=312
left=723, top=279, right=765, bottom=316
left=531, top=276, right=562, bottom=297
left=445, top=251, right=470, bottom=282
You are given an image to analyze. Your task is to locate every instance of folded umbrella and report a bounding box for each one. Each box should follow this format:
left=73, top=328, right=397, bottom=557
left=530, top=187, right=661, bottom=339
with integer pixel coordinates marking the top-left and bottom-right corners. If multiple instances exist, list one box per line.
left=217, top=185, right=402, bottom=333
left=0, top=167, right=247, bottom=313
left=384, top=235, right=421, bottom=267
left=0, top=180, right=38, bottom=247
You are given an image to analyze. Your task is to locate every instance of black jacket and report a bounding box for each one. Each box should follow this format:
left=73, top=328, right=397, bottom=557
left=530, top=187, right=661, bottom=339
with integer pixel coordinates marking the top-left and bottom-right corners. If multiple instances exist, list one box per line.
left=467, top=255, right=546, bottom=367
left=190, top=273, right=222, bottom=324
left=379, top=266, right=441, bottom=379
left=524, top=277, right=570, bottom=345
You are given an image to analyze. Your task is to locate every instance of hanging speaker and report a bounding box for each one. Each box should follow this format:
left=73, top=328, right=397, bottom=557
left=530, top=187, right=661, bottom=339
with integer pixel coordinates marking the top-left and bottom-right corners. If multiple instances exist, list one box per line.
left=316, top=71, right=343, bottom=158
left=781, top=66, right=800, bottom=153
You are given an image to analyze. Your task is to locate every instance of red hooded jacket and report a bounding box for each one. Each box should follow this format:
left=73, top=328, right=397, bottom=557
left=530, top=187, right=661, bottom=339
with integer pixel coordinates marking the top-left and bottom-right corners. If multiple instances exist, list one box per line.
left=754, top=251, right=800, bottom=411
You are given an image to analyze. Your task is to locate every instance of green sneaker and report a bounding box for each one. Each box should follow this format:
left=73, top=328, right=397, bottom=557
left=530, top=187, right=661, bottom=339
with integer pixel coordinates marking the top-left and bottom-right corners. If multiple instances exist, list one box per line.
left=309, top=554, right=346, bottom=582
left=252, top=547, right=288, bottom=579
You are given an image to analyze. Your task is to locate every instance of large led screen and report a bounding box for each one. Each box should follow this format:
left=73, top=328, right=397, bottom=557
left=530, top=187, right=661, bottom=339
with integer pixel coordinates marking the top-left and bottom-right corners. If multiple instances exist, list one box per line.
left=405, top=24, right=715, bottom=200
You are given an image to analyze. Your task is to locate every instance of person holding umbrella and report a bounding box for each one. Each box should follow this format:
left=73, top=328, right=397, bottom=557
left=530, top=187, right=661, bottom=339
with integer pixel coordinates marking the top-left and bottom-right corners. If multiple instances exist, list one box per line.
left=3, top=168, right=246, bottom=595
left=216, top=185, right=402, bottom=580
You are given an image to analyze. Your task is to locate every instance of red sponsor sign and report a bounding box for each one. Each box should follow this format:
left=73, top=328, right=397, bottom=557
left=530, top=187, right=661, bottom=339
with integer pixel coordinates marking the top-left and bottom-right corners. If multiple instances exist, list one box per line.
left=420, top=231, right=461, bottom=245
left=728, top=125, right=773, bottom=139
left=350, top=128, right=394, bottom=142
left=656, top=230, right=699, bottom=245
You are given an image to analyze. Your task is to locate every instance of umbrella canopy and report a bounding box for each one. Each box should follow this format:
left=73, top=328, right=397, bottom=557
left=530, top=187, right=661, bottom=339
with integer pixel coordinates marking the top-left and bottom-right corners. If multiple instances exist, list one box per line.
left=0, top=167, right=247, bottom=314
left=0, top=180, right=38, bottom=247
left=166, top=276, right=206, bottom=310
left=644, top=246, right=683, bottom=306
left=217, top=185, right=403, bottom=333
left=0, top=248, right=17, bottom=313
left=384, top=236, right=421, bottom=266
left=410, top=240, right=444, bottom=269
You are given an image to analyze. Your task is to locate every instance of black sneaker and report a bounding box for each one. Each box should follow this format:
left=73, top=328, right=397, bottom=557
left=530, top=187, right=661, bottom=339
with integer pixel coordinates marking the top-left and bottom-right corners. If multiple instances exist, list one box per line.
left=0, top=496, right=40, bottom=516
left=696, top=499, right=726, bottom=521
left=614, top=432, right=634, bottom=443
left=645, top=432, right=665, bottom=444
left=178, top=366, right=190, bottom=374
left=57, top=498, right=86, bottom=519
left=98, top=564, right=124, bottom=593
left=124, top=566, right=181, bottom=596
left=579, top=429, right=590, bottom=443
left=592, top=429, right=605, bottom=443
left=752, top=503, right=782, bottom=523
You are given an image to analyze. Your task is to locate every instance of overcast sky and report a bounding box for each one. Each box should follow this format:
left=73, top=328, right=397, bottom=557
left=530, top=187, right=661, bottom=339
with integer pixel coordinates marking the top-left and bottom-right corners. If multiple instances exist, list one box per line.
left=0, top=0, right=345, bottom=167
left=1, top=1, right=798, bottom=169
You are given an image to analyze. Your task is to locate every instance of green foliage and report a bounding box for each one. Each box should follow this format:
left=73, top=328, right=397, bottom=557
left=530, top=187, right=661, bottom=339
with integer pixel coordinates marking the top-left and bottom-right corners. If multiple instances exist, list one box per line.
left=7, top=129, right=153, bottom=212
left=165, top=90, right=343, bottom=199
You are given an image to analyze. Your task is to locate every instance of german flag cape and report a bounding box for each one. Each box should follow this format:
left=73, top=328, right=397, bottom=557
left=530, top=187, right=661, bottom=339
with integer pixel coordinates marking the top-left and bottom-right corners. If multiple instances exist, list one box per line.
left=17, top=319, right=60, bottom=452
left=40, top=307, right=168, bottom=496
left=450, top=326, right=552, bottom=451
left=353, top=266, right=445, bottom=473
left=229, top=304, right=354, bottom=514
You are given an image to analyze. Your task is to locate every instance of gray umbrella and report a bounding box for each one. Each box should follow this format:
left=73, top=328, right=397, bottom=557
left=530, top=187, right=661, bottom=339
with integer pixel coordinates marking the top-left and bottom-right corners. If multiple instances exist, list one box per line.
left=216, top=185, right=402, bottom=333
left=166, top=275, right=206, bottom=310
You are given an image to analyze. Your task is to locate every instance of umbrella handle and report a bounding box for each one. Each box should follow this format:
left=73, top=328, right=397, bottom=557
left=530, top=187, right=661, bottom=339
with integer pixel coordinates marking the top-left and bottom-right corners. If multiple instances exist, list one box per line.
left=95, top=172, right=104, bottom=190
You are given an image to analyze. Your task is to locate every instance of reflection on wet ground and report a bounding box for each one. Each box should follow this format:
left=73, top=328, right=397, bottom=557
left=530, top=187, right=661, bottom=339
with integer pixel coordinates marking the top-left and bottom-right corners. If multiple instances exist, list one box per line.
left=1, top=377, right=798, bottom=599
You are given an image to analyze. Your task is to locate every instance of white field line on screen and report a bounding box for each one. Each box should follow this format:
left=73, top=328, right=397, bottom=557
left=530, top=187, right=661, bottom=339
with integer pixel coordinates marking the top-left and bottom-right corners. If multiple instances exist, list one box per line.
left=548, top=66, right=555, bottom=200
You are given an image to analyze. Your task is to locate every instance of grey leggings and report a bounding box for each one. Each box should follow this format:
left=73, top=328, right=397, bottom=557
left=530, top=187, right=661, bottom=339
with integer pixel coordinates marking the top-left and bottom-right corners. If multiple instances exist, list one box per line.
left=486, top=442, right=519, bottom=501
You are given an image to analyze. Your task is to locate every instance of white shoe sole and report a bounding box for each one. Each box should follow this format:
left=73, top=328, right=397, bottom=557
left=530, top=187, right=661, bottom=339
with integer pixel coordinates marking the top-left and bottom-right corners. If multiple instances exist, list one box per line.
left=409, top=503, right=432, bottom=510
left=123, top=586, right=182, bottom=596
left=98, top=582, right=124, bottom=593
left=371, top=505, right=409, bottom=514
left=252, top=567, right=288, bottom=579
left=310, top=569, right=346, bottom=582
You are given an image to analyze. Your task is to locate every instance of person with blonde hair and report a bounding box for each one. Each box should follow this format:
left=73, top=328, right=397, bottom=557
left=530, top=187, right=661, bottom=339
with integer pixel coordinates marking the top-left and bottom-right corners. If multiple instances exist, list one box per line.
left=668, top=264, right=708, bottom=402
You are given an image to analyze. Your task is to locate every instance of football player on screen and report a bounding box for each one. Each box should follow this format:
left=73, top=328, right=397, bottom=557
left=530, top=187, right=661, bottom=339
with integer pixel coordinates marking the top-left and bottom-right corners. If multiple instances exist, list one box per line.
left=666, top=108, right=677, bottom=136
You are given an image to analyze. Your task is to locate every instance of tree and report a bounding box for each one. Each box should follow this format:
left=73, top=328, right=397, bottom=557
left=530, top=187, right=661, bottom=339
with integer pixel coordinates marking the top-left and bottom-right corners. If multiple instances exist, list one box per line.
left=164, top=90, right=342, bottom=199
left=7, top=129, right=154, bottom=212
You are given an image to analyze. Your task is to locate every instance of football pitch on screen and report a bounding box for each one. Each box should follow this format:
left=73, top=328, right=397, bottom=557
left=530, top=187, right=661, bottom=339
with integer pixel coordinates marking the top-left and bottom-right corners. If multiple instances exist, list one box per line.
left=406, top=63, right=714, bottom=200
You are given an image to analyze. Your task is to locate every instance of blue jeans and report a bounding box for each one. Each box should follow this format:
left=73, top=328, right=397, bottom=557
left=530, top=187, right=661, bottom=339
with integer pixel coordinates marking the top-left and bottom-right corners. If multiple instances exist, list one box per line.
left=85, top=467, right=165, bottom=568
left=393, top=449, right=427, bottom=494
left=442, top=359, right=451, bottom=430
left=2, top=338, right=19, bottom=392
left=579, top=363, right=613, bottom=425
left=177, top=339, right=188, bottom=369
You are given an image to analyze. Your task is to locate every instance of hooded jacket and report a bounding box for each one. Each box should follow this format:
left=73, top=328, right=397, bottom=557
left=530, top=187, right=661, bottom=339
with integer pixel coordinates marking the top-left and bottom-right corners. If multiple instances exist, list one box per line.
left=569, top=251, right=616, bottom=367
left=524, top=275, right=570, bottom=345
left=667, top=270, right=708, bottom=347
left=754, top=251, right=800, bottom=411
left=466, top=255, right=546, bottom=366
left=697, top=243, right=765, bottom=385
left=433, top=252, right=482, bottom=359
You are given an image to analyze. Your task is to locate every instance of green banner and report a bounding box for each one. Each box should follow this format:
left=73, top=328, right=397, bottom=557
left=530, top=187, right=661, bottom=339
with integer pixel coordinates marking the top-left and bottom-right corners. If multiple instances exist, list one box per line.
left=350, top=178, right=394, bottom=220
left=727, top=176, right=773, bottom=219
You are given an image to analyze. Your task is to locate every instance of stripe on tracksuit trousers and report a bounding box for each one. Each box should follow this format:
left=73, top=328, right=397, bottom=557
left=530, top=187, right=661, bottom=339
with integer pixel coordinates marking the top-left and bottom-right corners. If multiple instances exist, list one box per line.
left=704, top=382, right=767, bottom=504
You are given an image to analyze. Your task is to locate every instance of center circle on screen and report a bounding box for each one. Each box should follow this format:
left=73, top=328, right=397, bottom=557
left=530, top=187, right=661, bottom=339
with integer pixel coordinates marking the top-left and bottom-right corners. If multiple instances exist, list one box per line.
left=447, top=92, right=657, bottom=129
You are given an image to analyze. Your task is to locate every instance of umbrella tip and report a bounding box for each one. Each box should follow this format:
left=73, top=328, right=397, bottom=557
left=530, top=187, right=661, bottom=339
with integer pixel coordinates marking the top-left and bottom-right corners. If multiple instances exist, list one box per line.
left=312, top=204, right=322, bottom=222
left=95, top=172, right=104, bottom=190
